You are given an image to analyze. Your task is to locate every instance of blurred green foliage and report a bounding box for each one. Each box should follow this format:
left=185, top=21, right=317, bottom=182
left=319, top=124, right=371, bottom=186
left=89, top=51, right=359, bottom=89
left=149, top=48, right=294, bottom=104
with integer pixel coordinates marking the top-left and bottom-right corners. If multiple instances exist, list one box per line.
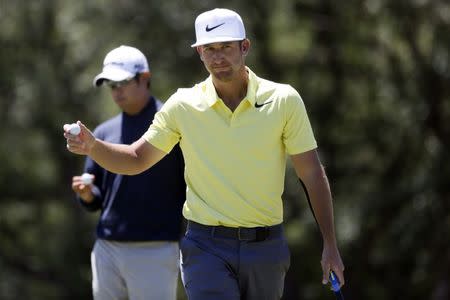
left=0, top=0, right=449, bottom=299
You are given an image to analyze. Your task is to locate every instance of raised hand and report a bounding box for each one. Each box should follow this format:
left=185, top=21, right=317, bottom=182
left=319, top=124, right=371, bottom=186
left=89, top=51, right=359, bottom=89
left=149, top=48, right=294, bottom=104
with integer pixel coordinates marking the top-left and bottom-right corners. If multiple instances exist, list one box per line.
left=63, top=121, right=96, bottom=155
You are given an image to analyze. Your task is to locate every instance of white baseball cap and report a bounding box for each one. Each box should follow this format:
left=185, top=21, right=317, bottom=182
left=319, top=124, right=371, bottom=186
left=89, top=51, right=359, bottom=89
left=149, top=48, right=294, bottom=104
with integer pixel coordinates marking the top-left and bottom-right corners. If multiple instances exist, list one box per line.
left=93, top=45, right=149, bottom=87
left=191, top=8, right=246, bottom=47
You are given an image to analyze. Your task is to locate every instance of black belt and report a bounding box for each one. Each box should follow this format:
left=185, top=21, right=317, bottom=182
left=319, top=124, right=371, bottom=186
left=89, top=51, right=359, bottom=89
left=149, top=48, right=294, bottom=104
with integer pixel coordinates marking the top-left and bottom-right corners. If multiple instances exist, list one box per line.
left=187, top=221, right=283, bottom=242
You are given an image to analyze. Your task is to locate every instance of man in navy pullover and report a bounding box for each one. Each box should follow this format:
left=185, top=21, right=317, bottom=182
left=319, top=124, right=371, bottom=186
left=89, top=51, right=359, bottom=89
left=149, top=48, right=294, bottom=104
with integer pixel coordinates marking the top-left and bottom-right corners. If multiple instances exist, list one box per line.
left=71, top=45, right=185, bottom=300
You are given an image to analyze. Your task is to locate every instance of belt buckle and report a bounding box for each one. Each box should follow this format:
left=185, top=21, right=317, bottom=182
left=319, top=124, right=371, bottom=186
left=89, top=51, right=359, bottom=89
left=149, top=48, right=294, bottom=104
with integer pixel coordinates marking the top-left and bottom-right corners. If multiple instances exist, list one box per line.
left=237, top=227, right=252, bottom=241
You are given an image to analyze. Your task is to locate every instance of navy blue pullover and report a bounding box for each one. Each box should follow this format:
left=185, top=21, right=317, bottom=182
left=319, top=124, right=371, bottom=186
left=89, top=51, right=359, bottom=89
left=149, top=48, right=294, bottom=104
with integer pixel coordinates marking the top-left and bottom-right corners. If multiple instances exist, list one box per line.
left=78, top=97, right=186, bottom=241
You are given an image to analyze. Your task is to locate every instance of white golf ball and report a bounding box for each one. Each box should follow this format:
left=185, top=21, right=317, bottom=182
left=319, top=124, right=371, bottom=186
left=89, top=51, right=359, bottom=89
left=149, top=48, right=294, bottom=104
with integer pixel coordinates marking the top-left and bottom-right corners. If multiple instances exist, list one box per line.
left=69, top=123, right=81, bottom=135
left=81, top=173, right=94, bottom=185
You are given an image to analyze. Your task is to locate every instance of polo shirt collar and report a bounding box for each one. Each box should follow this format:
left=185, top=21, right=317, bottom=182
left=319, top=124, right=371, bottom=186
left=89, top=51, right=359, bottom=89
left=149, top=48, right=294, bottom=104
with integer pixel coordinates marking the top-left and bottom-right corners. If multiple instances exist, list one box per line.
left=244, top=68, right=258, bottom=107
left=202, top=67, right=259, bottom=107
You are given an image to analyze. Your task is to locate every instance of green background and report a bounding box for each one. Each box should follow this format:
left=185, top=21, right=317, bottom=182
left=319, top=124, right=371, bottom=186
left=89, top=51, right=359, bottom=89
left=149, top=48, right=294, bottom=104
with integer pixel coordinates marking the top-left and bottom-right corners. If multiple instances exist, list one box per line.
left=1, top=0, right=449, bottom=299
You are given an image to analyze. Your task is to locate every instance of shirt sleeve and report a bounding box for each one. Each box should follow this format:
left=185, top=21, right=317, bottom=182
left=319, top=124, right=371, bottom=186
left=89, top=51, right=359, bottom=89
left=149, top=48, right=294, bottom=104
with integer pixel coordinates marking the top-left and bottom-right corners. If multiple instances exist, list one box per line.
left=77, top=129, right=105, bottom=211
left=282, top=86, right=318, bottom=155
left=143, top=94, right=181, bottom=153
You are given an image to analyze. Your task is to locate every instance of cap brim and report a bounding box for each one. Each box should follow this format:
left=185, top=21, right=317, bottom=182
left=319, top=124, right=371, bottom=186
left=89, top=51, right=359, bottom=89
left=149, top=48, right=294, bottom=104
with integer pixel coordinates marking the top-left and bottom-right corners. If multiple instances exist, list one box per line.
left=191, top=36, right=244, bottom=48
left=92, top=67, right=135, bottom=87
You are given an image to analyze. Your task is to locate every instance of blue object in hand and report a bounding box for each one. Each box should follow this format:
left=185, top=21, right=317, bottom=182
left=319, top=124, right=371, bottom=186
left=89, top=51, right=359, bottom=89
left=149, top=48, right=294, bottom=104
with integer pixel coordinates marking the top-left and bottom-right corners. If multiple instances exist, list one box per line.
left=329, top=271, right=340, bottom=291
left=329, top=271, right=345, bottom=300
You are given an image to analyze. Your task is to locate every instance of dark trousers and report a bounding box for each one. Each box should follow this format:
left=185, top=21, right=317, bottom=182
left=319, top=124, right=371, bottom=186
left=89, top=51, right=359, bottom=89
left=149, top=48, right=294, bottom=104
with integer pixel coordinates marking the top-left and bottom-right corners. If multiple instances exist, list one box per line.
left=180, top=221, right=291, bottom=300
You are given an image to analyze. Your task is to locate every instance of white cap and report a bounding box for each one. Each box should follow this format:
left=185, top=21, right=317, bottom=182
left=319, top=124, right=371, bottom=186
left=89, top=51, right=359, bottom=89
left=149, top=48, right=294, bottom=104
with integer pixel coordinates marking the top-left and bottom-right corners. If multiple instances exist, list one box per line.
left=93, top=45, right=149, bottom=87
left=191, top=8, right=246, bottom=47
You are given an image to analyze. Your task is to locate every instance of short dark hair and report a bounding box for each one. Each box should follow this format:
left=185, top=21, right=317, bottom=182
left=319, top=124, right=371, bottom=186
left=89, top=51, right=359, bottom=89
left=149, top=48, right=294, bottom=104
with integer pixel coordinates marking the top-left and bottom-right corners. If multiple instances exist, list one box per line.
left=135, top=73, right=151, bottom=89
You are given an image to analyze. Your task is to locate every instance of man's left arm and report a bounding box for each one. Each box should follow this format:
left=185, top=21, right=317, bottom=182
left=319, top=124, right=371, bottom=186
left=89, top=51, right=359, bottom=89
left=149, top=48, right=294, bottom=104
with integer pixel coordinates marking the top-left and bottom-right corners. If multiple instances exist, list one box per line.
left=290, top=149, right=345, bottom=287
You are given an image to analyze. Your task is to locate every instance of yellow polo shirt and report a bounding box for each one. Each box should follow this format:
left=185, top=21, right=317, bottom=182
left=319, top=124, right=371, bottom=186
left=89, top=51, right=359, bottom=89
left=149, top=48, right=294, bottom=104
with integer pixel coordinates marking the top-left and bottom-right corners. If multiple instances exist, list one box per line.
left=144, top=68, right=317, bottom=227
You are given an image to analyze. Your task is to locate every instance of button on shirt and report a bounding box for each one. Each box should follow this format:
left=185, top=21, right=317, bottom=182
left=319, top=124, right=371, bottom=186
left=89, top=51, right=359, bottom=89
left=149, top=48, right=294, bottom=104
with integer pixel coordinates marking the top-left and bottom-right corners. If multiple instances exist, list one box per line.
left=143, top=68, right=317, bottom=227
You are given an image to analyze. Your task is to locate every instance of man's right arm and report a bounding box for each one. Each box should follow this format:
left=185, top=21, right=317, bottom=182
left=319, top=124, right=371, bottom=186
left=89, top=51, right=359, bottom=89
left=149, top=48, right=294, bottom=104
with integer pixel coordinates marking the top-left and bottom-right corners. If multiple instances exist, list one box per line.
left=64, top=121, right=167, bottom=175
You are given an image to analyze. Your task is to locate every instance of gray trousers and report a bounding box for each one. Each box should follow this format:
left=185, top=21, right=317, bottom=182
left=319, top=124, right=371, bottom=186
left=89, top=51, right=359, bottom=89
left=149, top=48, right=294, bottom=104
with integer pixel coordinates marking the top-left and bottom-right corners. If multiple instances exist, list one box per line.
left=91, top=239, right=179, bottom=300
left=180, top=222, right=290, bottom=300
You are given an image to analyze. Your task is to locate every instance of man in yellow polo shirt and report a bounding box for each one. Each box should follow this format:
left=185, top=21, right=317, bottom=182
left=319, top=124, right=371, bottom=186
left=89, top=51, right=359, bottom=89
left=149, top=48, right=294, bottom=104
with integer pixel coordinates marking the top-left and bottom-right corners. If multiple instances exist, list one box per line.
left=64, top=8, right=345, bottom=300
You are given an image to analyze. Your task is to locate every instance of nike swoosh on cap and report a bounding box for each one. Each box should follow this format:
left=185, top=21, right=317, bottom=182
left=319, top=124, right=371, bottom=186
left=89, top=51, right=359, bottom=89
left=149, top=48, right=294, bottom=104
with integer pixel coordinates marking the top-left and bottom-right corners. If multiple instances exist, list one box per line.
left=255, top=101, right=273, bottom=108
left=206, top=23, right=225, bottom=32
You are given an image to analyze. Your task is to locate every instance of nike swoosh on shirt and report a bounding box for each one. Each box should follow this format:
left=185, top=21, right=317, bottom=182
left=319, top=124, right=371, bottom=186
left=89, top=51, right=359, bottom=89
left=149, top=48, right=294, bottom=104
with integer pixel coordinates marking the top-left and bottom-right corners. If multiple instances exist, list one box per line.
left=255, top=101, right=273, bottom=108
left=206, top=23, right=225, bottom=32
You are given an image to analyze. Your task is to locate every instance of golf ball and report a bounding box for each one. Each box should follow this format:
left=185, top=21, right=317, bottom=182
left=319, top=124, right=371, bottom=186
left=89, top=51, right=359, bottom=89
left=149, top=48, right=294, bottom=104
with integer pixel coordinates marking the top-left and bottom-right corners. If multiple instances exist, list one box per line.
left=81, top=173, right=94, bottom=185
left=69, top=123, right=81, bottom=135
